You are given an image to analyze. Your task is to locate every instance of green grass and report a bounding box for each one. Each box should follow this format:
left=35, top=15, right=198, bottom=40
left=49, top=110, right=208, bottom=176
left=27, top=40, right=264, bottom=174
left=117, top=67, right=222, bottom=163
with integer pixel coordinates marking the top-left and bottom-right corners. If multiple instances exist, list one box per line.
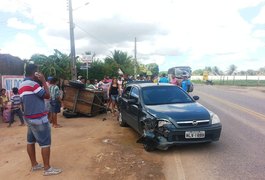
left=192, top=80, right=265, bottom=87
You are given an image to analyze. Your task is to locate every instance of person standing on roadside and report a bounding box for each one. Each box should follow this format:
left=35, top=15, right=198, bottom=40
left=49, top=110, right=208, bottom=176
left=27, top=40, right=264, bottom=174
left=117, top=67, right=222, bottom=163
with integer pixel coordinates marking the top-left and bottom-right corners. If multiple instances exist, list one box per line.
left=170, top=75, right=180, bottom=86
left=108, top=77, right=121, bottom=116
left=49, top=77, right=62, bottom=128
left=8, top=87, right=24, bottom=127
left=19, top=64, right=62, bottom=176
left=159, top=73, right=169, bottom=83
left=0, top=88, right=9, bottom=123
left=181, top=74, right=191, bottom=92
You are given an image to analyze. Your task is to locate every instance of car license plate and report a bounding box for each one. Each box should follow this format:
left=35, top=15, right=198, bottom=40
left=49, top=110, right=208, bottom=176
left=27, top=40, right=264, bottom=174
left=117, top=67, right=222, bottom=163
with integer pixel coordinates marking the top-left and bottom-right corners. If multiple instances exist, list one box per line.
left=185, top=131, right=205, bottom=139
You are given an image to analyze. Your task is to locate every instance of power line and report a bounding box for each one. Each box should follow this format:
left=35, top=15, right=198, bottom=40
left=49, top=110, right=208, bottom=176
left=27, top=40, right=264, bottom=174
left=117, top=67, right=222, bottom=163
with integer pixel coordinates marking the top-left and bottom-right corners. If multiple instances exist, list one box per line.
left=74, top=23, right=113, bottom=50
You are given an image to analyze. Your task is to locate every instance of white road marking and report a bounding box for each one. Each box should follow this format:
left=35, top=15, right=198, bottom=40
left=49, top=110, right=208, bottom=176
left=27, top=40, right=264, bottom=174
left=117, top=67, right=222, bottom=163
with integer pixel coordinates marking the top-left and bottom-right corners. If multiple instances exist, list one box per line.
left=174, top=152, right=186, bottom=180
left=163, top=152, right=186, bottom=180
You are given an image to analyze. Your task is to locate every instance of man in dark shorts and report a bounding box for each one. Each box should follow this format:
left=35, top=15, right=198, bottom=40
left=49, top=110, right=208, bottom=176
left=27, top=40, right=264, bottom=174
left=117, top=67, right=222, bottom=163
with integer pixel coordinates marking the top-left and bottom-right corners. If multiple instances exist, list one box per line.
left=19, top=64, right=62, bottom=176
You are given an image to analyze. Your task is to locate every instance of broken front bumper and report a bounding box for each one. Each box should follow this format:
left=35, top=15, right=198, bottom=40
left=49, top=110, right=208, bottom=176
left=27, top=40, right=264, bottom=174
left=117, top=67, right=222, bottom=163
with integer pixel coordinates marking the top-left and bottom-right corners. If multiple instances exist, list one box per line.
left=139, top=124, right=222, bottom=150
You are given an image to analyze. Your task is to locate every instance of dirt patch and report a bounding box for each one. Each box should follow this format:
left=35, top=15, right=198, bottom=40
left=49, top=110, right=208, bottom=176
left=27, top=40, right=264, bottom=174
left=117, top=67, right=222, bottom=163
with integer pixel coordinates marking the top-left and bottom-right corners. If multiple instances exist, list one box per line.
left=91, top=137, right=165, bottom=180
left=0, top=113, right=165, bottom=180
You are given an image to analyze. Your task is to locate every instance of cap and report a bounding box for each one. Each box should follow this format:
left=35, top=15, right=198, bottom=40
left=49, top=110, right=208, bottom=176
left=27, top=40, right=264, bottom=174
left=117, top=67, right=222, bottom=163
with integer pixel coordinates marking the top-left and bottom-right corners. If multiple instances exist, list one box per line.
left=47, top=76, right=53, bottom=81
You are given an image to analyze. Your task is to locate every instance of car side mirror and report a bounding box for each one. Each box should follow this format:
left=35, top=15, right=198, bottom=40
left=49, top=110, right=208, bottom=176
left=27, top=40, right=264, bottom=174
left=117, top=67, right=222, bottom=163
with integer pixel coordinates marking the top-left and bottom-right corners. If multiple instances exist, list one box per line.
left=193, top=96, right=199, bottom=101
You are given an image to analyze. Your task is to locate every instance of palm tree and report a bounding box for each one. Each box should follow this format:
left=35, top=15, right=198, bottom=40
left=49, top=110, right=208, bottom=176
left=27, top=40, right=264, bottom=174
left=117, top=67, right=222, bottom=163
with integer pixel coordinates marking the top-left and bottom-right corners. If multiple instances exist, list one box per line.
left=30, top=49, right=71, bottom=79
left=104, top=50, right=135, bottom=76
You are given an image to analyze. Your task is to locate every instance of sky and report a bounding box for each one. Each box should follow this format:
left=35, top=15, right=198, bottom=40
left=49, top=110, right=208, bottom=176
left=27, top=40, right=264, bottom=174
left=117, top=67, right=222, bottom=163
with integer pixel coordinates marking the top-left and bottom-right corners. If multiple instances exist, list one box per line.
left=0, top=0, right=265, bottom=72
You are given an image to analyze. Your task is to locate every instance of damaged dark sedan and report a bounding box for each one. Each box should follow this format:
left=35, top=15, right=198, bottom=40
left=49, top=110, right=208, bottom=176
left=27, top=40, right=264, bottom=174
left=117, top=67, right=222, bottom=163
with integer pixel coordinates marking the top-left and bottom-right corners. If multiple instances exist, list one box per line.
left=117, top=83, right=222, bottom=151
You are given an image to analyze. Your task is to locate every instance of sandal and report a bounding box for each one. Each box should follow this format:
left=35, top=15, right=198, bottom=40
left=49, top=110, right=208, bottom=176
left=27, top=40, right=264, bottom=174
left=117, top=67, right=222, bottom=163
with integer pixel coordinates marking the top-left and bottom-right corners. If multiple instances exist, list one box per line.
left=54, top=125, right=62, bottom=128
left=43, top=167, right=62, bottom=176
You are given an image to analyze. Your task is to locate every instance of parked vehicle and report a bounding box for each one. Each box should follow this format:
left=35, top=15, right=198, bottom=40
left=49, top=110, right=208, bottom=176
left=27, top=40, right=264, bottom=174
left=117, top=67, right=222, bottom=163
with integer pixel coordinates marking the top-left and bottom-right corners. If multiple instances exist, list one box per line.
left=168, top=66, right=192, bottom=79
left=117, top=83, right=222, bottom=151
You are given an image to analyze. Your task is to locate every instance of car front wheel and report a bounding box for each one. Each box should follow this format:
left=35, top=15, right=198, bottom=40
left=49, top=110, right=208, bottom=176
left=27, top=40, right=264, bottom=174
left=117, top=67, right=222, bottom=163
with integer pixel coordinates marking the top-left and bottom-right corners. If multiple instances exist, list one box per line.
left=143, top=142, right=156, bottom=152
left=118, top=112, right=127, bottom=127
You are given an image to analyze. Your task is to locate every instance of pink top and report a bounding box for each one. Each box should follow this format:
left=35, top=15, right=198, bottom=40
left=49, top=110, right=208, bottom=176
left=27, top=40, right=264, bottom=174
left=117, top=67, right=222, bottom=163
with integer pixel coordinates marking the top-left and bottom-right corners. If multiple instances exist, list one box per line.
left=170, top=78, right=179, bottom=86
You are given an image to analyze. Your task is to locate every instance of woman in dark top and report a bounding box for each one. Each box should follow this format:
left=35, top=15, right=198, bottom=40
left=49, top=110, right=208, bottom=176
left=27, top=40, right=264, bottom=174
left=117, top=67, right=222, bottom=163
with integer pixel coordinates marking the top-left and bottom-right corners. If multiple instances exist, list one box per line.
left=108, top=77, right=121, bottom=116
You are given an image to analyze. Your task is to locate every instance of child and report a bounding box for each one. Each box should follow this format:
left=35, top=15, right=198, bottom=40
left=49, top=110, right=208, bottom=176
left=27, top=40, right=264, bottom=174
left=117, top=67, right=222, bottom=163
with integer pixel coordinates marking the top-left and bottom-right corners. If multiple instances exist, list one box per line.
left=1, top=88, right=9, bottom=122
left=49, top=77, right=62, bottom=128
left=8, top=87, right=24, bottom=127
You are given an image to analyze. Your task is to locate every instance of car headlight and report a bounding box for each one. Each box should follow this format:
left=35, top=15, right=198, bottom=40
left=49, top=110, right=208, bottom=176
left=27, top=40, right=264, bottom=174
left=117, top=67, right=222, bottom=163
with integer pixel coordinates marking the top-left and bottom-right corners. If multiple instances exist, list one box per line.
left=157, top=120, right=173, bottom=127
left=211, top=113, right=220, bottom=124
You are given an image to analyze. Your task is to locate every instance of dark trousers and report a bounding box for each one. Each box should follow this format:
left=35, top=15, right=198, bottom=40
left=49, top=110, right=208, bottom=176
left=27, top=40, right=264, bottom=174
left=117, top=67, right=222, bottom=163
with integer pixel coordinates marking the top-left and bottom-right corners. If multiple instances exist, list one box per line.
left=9, top=108, right=24, bottom=125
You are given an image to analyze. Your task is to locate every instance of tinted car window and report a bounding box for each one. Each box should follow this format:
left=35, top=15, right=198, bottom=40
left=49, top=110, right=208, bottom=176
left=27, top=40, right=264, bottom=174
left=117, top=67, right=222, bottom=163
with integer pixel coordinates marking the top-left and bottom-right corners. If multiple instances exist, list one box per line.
left=130, top=87, right=139, bottom=101
left=123, top=86, right=131, bottom=98
left=142, top=86, right=193, bottom=105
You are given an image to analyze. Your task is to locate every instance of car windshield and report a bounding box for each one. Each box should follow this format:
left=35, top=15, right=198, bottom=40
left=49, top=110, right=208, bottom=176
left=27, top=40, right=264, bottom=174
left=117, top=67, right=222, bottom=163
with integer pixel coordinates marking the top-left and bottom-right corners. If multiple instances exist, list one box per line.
left=142, top=86, right=193, bottom=105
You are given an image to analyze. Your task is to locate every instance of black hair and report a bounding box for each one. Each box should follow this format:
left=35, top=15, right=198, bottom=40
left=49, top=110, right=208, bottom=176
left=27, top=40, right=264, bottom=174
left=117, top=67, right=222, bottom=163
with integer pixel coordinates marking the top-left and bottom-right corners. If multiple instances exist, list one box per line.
left=1, top=88, right=6, bottom=93
left=50, top=77, right=58, bottom=84
left=25, top=64, right=38, bottom=76
left=12, top=87, right=19, bottom=94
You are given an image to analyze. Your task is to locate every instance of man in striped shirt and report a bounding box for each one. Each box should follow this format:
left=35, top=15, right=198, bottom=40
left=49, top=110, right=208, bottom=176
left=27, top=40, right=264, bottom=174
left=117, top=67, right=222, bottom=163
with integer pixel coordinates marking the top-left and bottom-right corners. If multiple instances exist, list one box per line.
left=19, top=64, right=62, bottom=176
left=8, top=87, right=24, bottom=127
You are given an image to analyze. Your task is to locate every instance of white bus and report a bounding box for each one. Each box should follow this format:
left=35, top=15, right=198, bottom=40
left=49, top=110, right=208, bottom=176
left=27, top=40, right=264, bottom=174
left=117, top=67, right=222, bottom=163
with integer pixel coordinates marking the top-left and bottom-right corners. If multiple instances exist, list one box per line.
left=168, top=66, right=192, bottom=81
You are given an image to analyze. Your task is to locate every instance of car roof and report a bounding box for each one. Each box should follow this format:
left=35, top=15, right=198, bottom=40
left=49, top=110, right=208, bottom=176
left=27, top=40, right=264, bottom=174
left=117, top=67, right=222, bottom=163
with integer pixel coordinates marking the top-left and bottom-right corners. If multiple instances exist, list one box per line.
left=128, top=82, right=175, bottom=88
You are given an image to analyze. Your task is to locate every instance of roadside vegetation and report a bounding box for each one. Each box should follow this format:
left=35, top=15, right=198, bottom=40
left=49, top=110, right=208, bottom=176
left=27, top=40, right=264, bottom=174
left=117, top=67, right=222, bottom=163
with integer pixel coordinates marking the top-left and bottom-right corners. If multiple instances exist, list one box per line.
left=28, top=49, right=159, bottom=80
left=192, top=79, right=265, bottom=87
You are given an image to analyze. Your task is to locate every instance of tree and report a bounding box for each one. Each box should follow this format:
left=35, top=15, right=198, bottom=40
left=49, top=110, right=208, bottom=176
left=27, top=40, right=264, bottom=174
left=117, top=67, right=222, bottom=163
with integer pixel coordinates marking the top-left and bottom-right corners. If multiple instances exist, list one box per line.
left=212, top=66, right=221, bottom=75
left=104, top=50, right=135, bottom=76
left=204, top=66, right=212, bottom=74
left=31, top=49, right=71, bottom=79
left=159, top=71, right=168, bottom=76
left=227, top=64, right=237, bottom=75
left=258, top=67, right=265, bottom=75
left=146, top=63, right=159, bottom=76
left=192, top=69, right=204, bottom=75
left=246, top=69, right=257, bottom=75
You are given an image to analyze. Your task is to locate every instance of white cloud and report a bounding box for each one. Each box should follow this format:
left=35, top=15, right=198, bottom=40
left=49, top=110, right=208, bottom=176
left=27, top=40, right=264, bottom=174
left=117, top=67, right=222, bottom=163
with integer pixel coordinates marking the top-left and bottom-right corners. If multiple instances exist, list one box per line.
left=252, top=29, right=265, bottom=37
left=7, top=17, right=36, bottom=30
left=2, top=33, right=52, bottom=59
left=252, top=4, right=265, bottom=24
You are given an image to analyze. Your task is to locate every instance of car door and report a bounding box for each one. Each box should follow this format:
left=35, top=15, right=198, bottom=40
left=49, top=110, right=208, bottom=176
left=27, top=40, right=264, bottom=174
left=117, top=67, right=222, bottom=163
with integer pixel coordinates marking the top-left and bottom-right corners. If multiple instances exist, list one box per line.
left=119, top=86, right=132, bottom=122
left=126, top=87, right=141, bottom=132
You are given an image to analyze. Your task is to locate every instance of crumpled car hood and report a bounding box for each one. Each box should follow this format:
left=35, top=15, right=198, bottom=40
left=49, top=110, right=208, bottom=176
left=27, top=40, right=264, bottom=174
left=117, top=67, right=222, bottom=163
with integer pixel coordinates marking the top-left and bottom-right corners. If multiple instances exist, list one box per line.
left=145, top=102, right=210, bottom=122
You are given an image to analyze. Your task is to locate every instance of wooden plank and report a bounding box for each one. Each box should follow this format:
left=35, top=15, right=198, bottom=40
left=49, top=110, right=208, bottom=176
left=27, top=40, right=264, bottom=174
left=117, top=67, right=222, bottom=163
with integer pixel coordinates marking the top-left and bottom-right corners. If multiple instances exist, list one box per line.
left=63, top=85, right=105, bottom=115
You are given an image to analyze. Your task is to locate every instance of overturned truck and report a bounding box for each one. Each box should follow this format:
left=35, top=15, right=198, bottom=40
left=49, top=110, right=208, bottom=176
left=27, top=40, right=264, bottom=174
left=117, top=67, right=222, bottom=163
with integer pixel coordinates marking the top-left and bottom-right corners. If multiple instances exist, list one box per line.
left=63, top=81, right=106, bottom=118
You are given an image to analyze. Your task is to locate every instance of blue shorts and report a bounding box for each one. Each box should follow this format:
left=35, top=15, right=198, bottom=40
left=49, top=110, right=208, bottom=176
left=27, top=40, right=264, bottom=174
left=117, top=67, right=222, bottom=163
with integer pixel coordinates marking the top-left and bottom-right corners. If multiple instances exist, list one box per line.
left=25, top=115, right=51, bottom=148
left=111, top=95, right=118, bottom=101
left=50, top=100, right=61, bottom=113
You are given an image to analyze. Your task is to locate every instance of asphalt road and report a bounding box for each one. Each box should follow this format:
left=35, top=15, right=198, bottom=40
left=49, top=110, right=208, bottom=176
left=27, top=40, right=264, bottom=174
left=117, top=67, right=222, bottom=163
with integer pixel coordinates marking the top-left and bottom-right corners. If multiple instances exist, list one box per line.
left=162, top=84, right=265, bottom=180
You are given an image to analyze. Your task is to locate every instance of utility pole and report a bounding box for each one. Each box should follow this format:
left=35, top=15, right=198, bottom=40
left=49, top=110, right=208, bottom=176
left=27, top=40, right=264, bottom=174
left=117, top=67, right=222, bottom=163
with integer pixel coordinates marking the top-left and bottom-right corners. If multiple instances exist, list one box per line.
left=134, top=37, right=137, bottom=79
left=68, top=0, right=77, bottom=80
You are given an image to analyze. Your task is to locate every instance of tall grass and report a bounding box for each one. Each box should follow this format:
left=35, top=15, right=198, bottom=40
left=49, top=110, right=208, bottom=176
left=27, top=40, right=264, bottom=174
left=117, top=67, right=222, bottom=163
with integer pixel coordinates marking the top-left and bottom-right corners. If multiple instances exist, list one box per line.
left=192, top=80, right=265, bottom=87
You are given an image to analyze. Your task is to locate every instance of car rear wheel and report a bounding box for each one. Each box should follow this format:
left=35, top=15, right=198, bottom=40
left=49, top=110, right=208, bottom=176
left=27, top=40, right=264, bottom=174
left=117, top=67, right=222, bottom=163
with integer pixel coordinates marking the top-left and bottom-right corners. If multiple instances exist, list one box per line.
left=118, top=112, right=127, bottom=127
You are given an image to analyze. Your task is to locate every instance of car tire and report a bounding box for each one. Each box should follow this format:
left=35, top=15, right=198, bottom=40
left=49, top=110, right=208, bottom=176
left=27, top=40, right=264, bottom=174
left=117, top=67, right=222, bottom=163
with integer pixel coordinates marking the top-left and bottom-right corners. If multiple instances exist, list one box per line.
left=143, top=142, right=156, bottom=152
left=118, top=112, right=127, bottom=127
left=63, top=110, right=78, bottom=118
